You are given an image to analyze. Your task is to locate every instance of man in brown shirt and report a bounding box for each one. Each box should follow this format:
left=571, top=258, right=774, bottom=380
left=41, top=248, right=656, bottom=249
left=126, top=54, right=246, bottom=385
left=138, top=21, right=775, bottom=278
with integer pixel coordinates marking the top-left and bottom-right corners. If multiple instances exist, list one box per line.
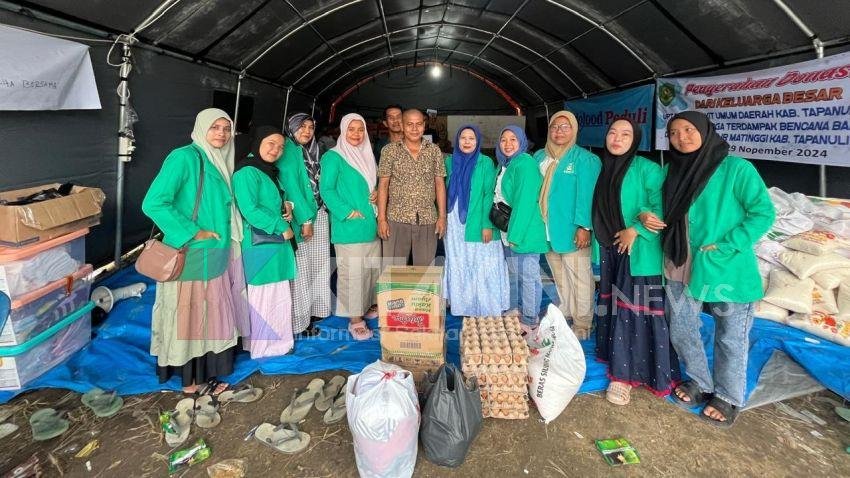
left=377, top=109, right=447, bottom=267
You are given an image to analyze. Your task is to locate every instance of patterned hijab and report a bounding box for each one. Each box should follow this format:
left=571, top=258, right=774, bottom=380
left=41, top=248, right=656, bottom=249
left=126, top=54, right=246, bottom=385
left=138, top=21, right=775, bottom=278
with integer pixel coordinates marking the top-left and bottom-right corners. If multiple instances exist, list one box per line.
left=286, top=112, right=323, bottom=207
left=190, top=108, right=243, bottom=242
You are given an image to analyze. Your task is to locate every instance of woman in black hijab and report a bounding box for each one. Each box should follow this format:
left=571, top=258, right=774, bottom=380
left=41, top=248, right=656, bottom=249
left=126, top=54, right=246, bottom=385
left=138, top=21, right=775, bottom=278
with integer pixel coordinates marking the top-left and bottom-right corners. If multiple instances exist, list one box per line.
left=662, top=111, right=774, bottom=428
left=592, top=118, right=679, bottom=406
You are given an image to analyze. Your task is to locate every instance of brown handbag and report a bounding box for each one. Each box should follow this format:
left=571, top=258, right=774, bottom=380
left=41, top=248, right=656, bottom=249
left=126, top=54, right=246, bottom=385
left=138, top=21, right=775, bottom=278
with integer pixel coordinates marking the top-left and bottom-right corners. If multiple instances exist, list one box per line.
left=135, top=155, right=205, bottom=282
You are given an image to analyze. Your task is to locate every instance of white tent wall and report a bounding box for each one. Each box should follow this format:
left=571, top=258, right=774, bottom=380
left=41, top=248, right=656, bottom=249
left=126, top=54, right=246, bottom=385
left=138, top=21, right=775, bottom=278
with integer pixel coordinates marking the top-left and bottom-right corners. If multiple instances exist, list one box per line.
left=0, top=12, right=292, bottom=266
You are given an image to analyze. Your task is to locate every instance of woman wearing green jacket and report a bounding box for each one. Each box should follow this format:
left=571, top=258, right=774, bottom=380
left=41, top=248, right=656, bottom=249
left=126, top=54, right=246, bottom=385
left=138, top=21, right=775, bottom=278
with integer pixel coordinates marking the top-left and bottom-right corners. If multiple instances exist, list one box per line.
left=443, top=124, right=509, bottom=316
left=495, top=125, right=547, bottom=332
left=592, top=119, right=680, bottom=406
left=535, top=111, right=601, bottom=340
left=281, top=113, right=330, bottom=337
left=233, top=126, right=297, bottom=358
left=142, top=108, right=248, bottom=395
left=320, top=113, right=380, bottom=341
left=663, top=111, right=775, bottom=427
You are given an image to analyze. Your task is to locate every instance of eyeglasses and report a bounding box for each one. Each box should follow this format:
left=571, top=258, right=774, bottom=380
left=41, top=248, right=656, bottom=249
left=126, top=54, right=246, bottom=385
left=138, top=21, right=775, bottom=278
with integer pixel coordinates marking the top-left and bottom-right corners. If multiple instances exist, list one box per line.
left=549, top=124, right=572, bottom=133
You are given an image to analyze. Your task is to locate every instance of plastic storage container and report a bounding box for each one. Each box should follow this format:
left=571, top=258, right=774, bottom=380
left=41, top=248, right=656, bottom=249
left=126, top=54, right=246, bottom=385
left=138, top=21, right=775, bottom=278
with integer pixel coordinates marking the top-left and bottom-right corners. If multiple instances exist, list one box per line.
left=0, top=301, right=93, bottom=390
left=0, top=264, right=92, bottom=346
left=0, top=228, right=87, bottom=301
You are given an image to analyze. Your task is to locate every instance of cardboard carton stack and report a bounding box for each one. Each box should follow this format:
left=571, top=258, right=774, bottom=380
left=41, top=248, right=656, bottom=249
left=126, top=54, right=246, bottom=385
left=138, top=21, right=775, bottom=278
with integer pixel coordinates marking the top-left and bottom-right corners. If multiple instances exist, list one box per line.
left=460, top=316, right=530, bottom=419
left=377, top=266, right=445, bottom=385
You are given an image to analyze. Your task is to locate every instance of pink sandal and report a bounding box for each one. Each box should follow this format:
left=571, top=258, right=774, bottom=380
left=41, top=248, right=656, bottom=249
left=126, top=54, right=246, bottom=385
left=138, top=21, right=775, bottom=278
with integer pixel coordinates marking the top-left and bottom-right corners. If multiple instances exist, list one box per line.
left=363, top=305, right=378, bottom=320
left=348, top=321, right=373, bottom=341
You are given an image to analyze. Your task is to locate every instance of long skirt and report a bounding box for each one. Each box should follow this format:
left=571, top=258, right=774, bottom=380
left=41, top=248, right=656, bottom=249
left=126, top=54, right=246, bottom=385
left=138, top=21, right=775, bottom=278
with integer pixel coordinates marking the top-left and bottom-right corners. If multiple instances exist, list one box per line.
left=595, top=246, right=680, bottom=396
left=442, top=208, right=509, bottom=316
left=153, top=245, right=248, bottom=387
left=291, top=209, right=332, bottom=332
left=334, top=240, right=381, bottom=317
left=244, top=280, right=294, bottom=358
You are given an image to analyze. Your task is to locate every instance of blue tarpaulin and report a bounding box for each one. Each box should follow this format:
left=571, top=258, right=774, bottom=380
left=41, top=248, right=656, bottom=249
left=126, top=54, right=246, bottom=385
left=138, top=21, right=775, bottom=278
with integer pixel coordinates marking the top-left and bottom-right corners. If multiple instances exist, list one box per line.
left=1, top=267, right=848, bottom=404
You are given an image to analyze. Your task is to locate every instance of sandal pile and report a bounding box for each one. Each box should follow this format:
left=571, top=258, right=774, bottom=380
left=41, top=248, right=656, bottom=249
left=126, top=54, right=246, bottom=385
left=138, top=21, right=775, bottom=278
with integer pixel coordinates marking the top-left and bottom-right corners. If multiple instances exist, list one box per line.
left=460, top=316, right=530, bottom=419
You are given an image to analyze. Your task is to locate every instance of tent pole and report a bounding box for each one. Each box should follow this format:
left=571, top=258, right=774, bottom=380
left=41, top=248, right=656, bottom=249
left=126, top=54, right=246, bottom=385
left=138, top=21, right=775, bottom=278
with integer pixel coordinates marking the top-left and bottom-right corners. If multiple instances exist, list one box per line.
left=311, top=98, right=317, bottom=118
left=233, top=72, right=244, bottom=133
left=114, top=40, right=134, bottom=266
left=282, top=86, right=293, bottom=128
left=659, top=150, right=664, bottom=168
left=815, top=39, right=826, bottom=196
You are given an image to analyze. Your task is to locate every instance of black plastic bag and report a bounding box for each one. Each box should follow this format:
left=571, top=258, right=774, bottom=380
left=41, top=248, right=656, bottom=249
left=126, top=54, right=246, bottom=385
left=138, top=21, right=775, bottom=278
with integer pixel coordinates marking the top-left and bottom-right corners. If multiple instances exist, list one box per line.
left=420, top=363, right=483, bottom=467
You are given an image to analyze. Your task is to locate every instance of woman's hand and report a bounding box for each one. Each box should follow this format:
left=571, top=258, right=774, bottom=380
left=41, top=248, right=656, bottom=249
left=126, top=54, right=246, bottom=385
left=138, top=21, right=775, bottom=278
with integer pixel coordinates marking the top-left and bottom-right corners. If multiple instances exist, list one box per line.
left=613, top=227, right=638, bottom=255
left=482, top=228, right=492, bottom=244
left=301, top=223, right=314, bottom=241
left=700, top=244, right=718, bottom=252
left=282, top=227, right=295, bottom=240
left=282, top=201, right=294, bottom=222
left=194, top=230, right=220, bottom=241
left=574, top=228, right=591, bottom=249
left=638, top=212, right=666, bottom=232
left=347, top=210, right=365, bottom=220
left=369, top=191, right=377, bottom=204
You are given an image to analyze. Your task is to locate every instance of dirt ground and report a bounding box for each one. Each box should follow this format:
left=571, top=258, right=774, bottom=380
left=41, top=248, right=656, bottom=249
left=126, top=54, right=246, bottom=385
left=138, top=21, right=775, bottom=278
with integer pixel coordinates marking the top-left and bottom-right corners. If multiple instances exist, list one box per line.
left=1, top=372, right=848, bottom=478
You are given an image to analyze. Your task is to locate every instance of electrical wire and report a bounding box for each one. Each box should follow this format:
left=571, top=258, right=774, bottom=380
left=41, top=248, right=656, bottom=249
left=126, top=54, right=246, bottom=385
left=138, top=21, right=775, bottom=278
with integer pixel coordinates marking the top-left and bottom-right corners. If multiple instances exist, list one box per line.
left=1, top=23, right=113, bottom=43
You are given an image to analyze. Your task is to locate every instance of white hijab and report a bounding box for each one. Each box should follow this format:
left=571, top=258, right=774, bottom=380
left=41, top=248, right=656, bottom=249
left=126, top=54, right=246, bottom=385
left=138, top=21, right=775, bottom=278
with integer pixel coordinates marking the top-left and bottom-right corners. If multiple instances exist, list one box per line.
left=190, top=108, right=243, bottom=243
left=331, top=113, right=377, bottom=192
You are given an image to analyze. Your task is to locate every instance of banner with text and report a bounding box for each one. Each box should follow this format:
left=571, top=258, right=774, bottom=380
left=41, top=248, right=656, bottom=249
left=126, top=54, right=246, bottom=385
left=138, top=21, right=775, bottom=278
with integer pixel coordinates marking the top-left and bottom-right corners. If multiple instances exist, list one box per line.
left=0, top=25, right=101, bottom=110
left=655, top=51, right=850, bottom=167
left=564, top=84, right=654, bottom=151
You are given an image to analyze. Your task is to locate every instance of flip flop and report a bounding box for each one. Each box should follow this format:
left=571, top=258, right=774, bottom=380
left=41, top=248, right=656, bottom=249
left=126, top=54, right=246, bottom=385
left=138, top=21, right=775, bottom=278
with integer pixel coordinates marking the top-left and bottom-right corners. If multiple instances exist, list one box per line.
left=315, top=376, right=346, bottom=412
left=198, top=378, right=230, bottom=397
left=322, top=388, right=347, bottom=424
left=606, top=381, right=632, bottom=406
left=165, top=398, right=194, bottom=447
left=363, top=305, right=379, bottom=320
left=0, top=422, right=19, bottom=439
left=192, top=395, right=222, bottom=429
left=81, top=388, right=124, bottom=418
left=254, top=422, right=310, bottom=454
left=348, top=322, right=373, bottom=341
left=836, top=406, right=850, bottom=422
left=219, top=384, right=264, bottom=404
left=671, top=380, right=711, bottom=411
left=29, top=408, right=69, bottom=441
left=279, top=379, right=324, bottom=423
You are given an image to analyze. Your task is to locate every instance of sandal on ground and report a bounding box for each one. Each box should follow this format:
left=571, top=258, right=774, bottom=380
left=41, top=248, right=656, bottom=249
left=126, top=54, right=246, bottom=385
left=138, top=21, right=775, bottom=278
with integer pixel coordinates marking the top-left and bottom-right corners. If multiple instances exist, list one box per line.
left=165, top=398, right=194, bottom=447
left=81, top=388, right=124, bottom=418
left=192, top=395, right=222, bottom=429
left=348, top=321, right=373, bottom=341
left=606, top=381, right=632, bottom=406
left=519, top=322, right=538, bottom=337
left=219, top=384, right=264, bottom=404
left=279, top=378, right=324, bottom=423
left=315, top=376, right=346, bottom=412
left=29, top=408, right=69, bottom=442
left=198, top=378, right=230, bottom=397
left=323, top=388, right=347, bottom=424
left=254, top=422, right=310, bottom=454
left=363, top=305, right=378, bottom=320
left=700, top=396, right=739, bottom=429
left=0, top=422, right=19, bottom=440
left=671, top=380, right=712, bottom=410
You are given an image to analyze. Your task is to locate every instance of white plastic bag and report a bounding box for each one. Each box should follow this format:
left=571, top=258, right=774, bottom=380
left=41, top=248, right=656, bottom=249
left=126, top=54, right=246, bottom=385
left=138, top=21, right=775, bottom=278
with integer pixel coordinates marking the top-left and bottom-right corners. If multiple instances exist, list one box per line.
left=526, top=304, right=586, bottom=423
left=346, top=360, right=420, bottom=478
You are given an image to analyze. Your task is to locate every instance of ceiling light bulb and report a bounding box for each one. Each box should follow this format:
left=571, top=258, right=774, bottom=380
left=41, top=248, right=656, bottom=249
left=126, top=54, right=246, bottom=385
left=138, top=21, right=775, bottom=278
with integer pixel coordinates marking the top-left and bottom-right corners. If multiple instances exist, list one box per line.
left=430, top=65, right=442, bottom=78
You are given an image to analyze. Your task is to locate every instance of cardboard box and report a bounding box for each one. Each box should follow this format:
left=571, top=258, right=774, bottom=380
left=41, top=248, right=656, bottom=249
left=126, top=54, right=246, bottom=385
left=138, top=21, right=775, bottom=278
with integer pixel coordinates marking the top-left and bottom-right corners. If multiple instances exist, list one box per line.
left=377, top=265, right=444, bottom=333
left=380, top=327, right=446, bottom=362
left=383, top=355, right=443, bottom=390
left=0, top=184, right=104, bottom=247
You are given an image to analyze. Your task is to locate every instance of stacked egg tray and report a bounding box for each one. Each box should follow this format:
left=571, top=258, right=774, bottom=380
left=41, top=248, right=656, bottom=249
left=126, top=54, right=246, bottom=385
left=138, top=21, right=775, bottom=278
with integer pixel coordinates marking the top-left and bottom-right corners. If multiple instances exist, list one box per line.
left=460, top=316, right=530, bottom=419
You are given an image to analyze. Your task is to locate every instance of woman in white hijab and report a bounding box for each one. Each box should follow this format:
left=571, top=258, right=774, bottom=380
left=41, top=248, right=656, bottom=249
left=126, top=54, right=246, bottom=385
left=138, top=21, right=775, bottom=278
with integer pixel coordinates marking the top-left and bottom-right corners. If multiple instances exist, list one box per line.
left=319, top=113, right=380, bottom=340
left=142, top=108, right=249, bottom=395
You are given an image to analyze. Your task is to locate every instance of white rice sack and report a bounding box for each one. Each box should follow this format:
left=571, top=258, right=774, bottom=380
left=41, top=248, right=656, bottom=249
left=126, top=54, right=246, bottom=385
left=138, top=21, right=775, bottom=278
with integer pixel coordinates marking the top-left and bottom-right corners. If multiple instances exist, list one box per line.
left=763, top=270, right=814, bottom=314
left=755, top=301, right=790, bottom=324
left=756, top=240, right=788, bottom=265
left=811, top=269, right=850, bottom=290
left=778, top=250, right=850, bottom=279
left=782, top=230, right=842, bottom=256
left=838, top=280, right=850, bottom=319
left=812, top=285, right=839, bottom=315
left=768, top=187, right=815, bottom=235
left=787, top=312, right=850, bottom=347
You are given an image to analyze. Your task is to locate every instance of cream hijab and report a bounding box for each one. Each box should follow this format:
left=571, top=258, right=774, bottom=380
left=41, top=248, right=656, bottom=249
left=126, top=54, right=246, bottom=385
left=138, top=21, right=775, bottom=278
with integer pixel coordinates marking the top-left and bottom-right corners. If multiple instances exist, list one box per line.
left=331, top=113, right=377, bottom=192
left=190, top=108, right=243, bottom=243
left=539, top=110, right=579, bottom=221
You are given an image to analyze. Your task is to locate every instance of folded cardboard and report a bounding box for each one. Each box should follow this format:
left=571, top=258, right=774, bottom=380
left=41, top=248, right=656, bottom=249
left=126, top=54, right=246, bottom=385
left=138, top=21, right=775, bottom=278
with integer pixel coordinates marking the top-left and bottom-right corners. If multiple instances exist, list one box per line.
left=377, top=265, right=444, bottom=333
left=0, top=184, right=104, bottom=247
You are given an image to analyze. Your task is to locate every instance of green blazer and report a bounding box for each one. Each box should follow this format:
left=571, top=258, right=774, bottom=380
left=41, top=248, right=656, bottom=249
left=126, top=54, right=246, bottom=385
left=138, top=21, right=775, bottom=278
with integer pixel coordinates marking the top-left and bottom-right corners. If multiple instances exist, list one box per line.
left=534, top=146, right=601, bottom=254
left=669, top=156, right=775, bottom=303
left=232, top=166, right=297, bottom=286
left=501, top=153, right=548, bottom=254
left=593, top=156, right=664, bottom=277
left=277, top=137, right=319, bottom=243
left=142, top=143, right=231, bottom=280
left=319, top=150, right=378, bottom=244
left=444, top=153, right=501, bottom=242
